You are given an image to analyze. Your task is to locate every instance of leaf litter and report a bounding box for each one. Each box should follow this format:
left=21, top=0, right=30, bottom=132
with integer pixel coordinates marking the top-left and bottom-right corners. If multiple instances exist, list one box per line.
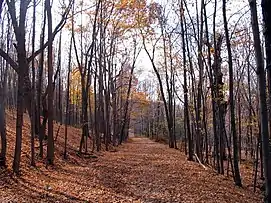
left=0, top=112, right=263, bottom=202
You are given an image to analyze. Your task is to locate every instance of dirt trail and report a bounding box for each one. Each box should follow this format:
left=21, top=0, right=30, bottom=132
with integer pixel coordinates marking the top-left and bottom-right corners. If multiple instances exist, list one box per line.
left=0, top=136, right=262, bottom=202
left=92, top=137, right=261, bottom=203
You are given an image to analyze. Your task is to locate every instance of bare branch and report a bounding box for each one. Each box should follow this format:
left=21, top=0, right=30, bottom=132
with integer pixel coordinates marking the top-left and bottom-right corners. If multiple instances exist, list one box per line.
left=27, top=0, right=72, bottom=63
left=0, top=48, right=18, bottom=72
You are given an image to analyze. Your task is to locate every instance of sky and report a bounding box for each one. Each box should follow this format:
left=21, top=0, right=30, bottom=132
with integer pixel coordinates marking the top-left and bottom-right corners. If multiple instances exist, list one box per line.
left=136, top=0, right=252, bottom=79
left=0, top=0, right=256, bottom=89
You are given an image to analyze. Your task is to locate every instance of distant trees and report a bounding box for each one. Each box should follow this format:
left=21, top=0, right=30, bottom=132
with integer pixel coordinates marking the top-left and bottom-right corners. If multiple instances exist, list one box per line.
left=135, top=0, right=271, bottom=194
left=0, top=3, right=270, bottom=201
left=141, top=2, right=178, bottom=149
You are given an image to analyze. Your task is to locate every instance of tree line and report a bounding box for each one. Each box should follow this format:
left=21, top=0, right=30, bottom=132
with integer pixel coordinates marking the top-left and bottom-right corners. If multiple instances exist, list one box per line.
left=0, top=0, right=270, bottom=202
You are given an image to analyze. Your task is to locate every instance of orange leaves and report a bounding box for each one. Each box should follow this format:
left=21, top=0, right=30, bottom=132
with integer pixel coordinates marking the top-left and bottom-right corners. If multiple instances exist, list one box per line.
left=132, top=91, right=149, bottom=105
left=113, top=0, right=150, bottom=33
left=69, top=66, right=94, bottom=105
left=1, top=117, right=263, bottom=203
left=70, top=68, right=81, bottom=105
left=130, top=90, right=151, bottom=119
left=116, top=0, right=129, bottom=9
left=116, top=0, right=146, bottom=10
left=71, top=67, right=80, bottom=76
left=210, top=47, right=215, bottom=54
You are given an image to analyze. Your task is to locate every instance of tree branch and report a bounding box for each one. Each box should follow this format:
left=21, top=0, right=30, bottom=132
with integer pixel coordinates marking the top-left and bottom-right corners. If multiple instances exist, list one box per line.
left=0, top=48, right=18, bottom=72
left=27, top=1, right=72, bottom=63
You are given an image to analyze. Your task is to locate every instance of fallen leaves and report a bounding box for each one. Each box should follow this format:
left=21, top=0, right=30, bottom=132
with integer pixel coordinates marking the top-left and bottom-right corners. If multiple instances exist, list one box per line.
left=0, top=112, right=263, bottom=202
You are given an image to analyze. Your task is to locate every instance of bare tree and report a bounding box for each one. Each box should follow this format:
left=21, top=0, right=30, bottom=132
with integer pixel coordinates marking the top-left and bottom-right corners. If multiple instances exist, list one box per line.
left=46, top=0, right=54, bottom=165
left=250, top=0, right=271, bottom=201
left=222, top=0, right=242, bottom=186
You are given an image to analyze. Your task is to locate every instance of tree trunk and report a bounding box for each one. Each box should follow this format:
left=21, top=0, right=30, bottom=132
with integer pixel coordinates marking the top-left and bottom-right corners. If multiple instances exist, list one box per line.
left=64, top=35, right=72, bottom=159
left=261, top=0, right=271, bottom=200
left=30, top=0, right=37, bottom=167
left=250, top=0, right=271, bottom=201
left=37, top=5, right=46, bottom=158
left=7, top=0, right=30, bottom=174
left=46, top=0, right=54, bottom=165
left=0, top=95, right=6, bottom=167
left=180, top=1, right=193, bottom=160
left=223, top=0, right=242, bottom=186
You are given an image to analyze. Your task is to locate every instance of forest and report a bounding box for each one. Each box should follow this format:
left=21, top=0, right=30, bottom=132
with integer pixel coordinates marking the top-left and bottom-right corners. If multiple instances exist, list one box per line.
left=0, top=0, right=271, bottom=202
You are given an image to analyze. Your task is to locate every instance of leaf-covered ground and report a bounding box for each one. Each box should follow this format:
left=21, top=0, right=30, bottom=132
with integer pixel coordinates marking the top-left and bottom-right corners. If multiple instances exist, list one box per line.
left=0, top=113, right=263, bottom=202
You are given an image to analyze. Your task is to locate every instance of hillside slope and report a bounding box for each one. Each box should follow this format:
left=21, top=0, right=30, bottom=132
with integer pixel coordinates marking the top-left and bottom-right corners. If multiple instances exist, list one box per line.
left=0, top=112, right=263, bottom=202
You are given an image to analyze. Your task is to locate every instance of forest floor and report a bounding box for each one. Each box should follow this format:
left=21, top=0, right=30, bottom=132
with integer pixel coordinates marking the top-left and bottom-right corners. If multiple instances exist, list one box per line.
left=0, top=112, right=263, bottom=202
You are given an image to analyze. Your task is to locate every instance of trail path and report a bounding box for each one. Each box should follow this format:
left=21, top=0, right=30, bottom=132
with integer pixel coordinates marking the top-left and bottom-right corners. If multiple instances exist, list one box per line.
left=90, top=137, right=259, bottom=203
left=0, top=137, right=261, bottom=203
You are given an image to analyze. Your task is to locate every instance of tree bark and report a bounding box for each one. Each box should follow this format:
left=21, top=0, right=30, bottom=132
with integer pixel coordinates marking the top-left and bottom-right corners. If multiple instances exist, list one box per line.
left=0, top=92, right=6, bottom=167
left=6, top=0, right=30, bottom=174
left=46, top=0, right=54, bottom=165
left=64, top=35, right=73, bottom=159
left=249, top=0, right=271, bottom=201
left=180, top=0, right=193, bottom=160
left=30, top=0, right=37, bottom=167
left=222, top=0, right=242, bottom=186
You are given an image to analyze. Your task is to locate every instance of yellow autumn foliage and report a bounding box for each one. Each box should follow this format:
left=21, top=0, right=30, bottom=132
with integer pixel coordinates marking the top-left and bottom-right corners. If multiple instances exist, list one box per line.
left=130, top=90, right=150, bottom=119
left=69, top=67, right=94, bottom=106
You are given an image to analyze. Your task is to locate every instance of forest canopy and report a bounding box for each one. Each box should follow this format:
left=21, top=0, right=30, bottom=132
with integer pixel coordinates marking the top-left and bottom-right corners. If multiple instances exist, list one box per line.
left=0, top=0, right=271, bottom=202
